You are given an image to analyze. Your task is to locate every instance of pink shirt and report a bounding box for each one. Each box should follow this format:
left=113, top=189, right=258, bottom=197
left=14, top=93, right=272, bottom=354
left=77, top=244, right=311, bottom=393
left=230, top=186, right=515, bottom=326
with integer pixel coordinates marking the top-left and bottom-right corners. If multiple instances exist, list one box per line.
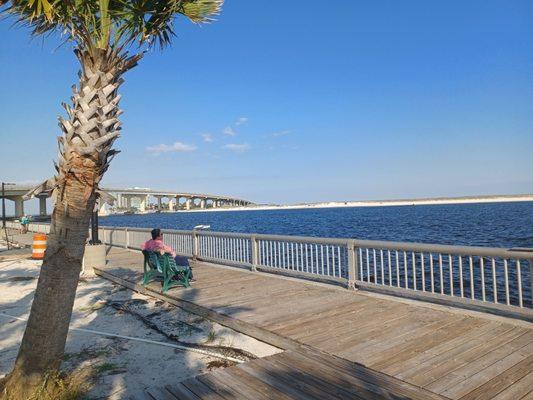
left=141, top=239, right=176, bottom=258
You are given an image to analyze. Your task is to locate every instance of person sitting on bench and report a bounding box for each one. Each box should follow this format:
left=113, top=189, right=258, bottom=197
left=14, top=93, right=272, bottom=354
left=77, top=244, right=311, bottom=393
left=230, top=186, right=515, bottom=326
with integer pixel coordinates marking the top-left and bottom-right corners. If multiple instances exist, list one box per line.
left=141, top=228, right=194, bottom=280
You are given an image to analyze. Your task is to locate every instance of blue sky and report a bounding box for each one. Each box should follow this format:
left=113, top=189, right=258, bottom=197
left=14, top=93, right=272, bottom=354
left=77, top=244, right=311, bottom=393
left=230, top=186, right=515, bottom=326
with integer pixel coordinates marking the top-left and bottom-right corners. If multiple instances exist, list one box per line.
left=1, top=0, right=532, bottom=208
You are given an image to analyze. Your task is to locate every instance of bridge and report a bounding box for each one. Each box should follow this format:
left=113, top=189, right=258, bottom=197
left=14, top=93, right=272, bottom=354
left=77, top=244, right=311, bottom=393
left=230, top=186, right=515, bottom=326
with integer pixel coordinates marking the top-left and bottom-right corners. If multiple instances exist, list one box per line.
left=0, top=184, right=254, bottom=217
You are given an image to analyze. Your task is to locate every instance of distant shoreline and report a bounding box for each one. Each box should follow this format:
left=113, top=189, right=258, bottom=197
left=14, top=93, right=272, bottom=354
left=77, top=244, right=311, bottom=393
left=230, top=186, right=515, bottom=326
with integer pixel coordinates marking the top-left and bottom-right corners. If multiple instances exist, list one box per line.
left=121, top=194, right=533, bottom=215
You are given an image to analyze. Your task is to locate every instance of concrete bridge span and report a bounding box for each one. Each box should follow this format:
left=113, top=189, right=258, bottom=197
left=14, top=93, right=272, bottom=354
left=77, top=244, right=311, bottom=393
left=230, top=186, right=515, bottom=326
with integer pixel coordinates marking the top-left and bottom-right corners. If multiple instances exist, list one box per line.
left=1, top=185, right=254, bottom=217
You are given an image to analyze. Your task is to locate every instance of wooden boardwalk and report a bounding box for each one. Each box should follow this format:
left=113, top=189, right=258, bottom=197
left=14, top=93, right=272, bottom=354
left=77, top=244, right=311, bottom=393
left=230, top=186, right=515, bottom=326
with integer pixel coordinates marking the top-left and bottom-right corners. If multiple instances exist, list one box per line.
left=98, top=247, right=533, bottom=400
left=145, top=348, right=447, bottom=400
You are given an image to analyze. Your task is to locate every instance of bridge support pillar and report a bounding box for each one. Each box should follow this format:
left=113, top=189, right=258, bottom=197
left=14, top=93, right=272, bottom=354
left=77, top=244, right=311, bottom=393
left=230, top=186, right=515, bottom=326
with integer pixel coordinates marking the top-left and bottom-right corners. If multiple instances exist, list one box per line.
left=14, top=197, right=24, bottom=218
left=139, top=196, right=147, bottom=212
left=156, top=196, right=163, bottom=211
left=39, top=196, right=47, bottom=216
left=98, top=201, right=108, bottom=216
left=200, top=199, right=206, bottom=209
left=185, top=198, right=192, bottom=210
left=168, top=199, right=175, bottom=211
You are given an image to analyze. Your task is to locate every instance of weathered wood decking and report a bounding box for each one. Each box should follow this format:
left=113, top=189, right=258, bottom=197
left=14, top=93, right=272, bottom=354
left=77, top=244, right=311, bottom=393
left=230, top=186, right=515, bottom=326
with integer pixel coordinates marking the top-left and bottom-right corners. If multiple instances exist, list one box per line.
left=99, top=247, right=533, bottom=400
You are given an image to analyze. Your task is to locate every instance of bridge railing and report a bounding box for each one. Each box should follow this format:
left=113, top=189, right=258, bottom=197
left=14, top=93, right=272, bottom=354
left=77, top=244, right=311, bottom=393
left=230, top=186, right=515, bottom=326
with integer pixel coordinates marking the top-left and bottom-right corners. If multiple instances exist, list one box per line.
left=8, top=221, right=533, bottom=319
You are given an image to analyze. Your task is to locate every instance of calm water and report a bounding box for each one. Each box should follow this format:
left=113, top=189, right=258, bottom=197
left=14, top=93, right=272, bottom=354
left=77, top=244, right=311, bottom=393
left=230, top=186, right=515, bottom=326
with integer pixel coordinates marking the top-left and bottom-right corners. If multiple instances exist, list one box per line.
left=101, top=201, right=533, bottom=249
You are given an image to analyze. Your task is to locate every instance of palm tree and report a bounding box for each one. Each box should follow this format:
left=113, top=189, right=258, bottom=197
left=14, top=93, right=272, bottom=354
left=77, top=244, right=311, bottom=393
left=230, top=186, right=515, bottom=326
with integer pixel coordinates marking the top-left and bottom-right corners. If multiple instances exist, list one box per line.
left=0, top=1, right=223, bottom=397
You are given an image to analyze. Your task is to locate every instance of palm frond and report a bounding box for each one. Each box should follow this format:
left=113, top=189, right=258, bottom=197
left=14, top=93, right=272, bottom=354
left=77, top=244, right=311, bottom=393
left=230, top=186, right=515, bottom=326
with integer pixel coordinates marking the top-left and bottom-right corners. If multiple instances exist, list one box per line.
left=181, top=0, right=223, bottom=24
left=2, top=0, right=224, bottom=53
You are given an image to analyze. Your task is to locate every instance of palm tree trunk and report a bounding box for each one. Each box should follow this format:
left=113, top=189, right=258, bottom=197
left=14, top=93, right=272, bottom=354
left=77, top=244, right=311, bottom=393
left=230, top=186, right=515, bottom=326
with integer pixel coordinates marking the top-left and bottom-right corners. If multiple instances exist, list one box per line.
left=2, top=48, right=140, bottom=399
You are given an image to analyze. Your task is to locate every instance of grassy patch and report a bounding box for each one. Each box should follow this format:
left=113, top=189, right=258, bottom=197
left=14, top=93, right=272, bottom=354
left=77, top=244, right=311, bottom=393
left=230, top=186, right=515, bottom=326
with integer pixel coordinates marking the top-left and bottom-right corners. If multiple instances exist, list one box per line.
left=205, top=330, right=217, bottom=343
left=94, top=362, right=120, bottom=374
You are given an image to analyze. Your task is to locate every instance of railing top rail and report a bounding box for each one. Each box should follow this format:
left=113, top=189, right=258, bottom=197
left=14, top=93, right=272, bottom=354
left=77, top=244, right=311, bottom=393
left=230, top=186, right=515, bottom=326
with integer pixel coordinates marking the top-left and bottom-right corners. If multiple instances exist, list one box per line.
left=54, top=223, right=533, bottom=260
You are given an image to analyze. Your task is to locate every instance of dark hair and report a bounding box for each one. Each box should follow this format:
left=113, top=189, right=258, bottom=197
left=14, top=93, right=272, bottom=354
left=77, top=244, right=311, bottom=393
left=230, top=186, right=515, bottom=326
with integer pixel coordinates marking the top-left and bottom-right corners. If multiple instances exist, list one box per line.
left=151, top=228, right=162, bottom=240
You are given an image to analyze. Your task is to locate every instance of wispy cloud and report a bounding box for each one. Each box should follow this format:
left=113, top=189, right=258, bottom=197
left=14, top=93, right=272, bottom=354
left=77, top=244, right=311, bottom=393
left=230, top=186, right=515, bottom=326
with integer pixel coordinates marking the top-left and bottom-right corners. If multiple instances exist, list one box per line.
left=201, top=133, right=214, bottom=143
left=272, top=130, right=291, bottom=137
left=146, top=141, right=197, bottom=154
left=222, top=143, right=250, bottom=153
left=223, top=126, right=237, bottom=136
left=235, top=117, right=248, bottom=126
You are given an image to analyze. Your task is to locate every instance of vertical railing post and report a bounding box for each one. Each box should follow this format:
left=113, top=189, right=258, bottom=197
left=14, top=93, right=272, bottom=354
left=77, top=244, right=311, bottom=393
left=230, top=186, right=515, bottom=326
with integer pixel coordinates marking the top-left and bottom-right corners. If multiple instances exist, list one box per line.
left=192, top=231, right=199, bottom=260
left=347, top=240, right=359, bottom=290
left=529, top=259, right=533, bottom=307
left=251, top=236, right=258, bottom=272
left=125, top=227, right=129, bottom=249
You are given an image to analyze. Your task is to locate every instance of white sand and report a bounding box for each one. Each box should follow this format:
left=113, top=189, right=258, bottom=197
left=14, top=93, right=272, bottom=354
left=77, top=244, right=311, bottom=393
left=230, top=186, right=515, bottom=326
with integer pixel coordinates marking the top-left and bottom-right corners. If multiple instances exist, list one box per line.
left=0, top=255, right=280, bottom=399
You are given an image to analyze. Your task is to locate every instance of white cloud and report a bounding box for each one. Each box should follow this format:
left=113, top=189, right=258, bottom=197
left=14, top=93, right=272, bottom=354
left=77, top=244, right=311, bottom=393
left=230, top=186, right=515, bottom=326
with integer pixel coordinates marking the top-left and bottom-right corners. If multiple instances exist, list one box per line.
left=272, top=130, right=291, bottom=137
left=222, top=143, right=250, bottom=153
left=223, top=126, right=236, bottom=136
left=146, top=141, right=197, bottom=154
left=201, top=133, right=214, bottom=143
left=235, top=117, right=248, bottom=126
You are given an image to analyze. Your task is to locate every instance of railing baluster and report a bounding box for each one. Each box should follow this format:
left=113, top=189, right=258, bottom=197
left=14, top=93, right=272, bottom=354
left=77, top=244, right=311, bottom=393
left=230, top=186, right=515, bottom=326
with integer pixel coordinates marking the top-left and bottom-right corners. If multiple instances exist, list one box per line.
left=459, top=256, right=464, bottom=298
left=516, top=260, right=523, bottom=307
left=366, top=249, right=370, bottom=283
left=320, top=245, right=325, bottom=275
left=388, top=250, right=392, bottom=286
left=439, top=254, right=444, bottom=295
left=305, top=244, right=309, bottom=273
left=480, top=257, right=486, bottom=302
left=373, top=249, right=378, bottom=284
left=492, top=258, right=497, bottom=303
left=326, top=245, right=330, bottom=276
left=516, top=260, right=520, bottom=307
left=504, top=259, right=510, bottom=305
left=380, top=249, right=385, bottom=284
left=359, top=248, right=364, bottom=281
left=291, top=242, right=295, bottom=270
left=337, top=245, right=341, bottom=277
left=449, top=254, right=454, bottom=296
left=412, top=251, right=417, bottom=291
left=403, top=251, right=408, bottom=289
left=421, top=253, right=425, bottom=292
left=285, top=242, right=291, bottom=269
left=469, top=256, right=475, bottom=300
left=430, top=253, right=435, bottom=293
left=395, top=250, right=400, bottom=287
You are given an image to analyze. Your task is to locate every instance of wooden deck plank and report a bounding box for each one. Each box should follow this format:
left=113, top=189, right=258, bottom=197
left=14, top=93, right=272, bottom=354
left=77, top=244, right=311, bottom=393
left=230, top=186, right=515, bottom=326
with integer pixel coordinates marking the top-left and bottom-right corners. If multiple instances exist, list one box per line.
left=318, top=307, right=449, bottom=354
left=101, top=254, right=532, bottom=400
left=284, top=348, right=449, bottom=400
left=165, top=383, right=201, bottom=400
left=334, top=311, right=471, bottom=361
left=409, top=327, right=528, bottom=388
left=180, top=377, right=228, bottom=400
left=427, top=332, right=532, bottom=394
left=367, top=317, right=485, bottom=370
left=207, top=365, right=297, bottom=400
left=237, top=360, right=328, bottom=399
left=146, top=387, right=178, bottom=400
left=442, top=343, right=533, bottom=399
left=491, top=373, right=533, bottom=400
left=391, top=322, right=514, bottom=378
left=459, top=355, right=533, bottom=400
left=274, top=351, right=404, bottom=400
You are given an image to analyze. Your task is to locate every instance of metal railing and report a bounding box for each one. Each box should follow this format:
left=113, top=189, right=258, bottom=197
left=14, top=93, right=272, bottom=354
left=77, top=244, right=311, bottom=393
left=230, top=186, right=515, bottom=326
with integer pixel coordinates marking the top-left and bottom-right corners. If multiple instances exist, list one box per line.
left=9, top=221, right=533, bottom=318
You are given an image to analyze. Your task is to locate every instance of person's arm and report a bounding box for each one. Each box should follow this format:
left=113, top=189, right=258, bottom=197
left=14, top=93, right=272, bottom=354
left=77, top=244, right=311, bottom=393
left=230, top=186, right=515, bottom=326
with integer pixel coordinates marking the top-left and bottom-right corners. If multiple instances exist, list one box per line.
left=162, top=243, right=176, bottom=258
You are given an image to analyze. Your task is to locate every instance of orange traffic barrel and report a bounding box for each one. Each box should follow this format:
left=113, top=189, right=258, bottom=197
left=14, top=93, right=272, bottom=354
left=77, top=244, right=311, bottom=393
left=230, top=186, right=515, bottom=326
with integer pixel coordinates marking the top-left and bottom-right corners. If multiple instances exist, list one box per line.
left=32, top=234, right=47, bottom=260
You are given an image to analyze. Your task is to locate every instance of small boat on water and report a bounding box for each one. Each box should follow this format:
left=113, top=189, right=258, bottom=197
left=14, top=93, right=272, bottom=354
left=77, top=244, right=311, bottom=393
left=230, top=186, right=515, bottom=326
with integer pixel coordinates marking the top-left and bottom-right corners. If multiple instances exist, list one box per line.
left=193, top=225, right=211, bottom=230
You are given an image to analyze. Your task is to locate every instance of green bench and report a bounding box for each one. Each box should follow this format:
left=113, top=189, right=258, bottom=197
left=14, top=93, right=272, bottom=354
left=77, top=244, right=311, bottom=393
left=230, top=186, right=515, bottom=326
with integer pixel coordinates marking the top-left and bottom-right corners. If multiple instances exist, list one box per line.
left=142, top=250, right=191, bottom=292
